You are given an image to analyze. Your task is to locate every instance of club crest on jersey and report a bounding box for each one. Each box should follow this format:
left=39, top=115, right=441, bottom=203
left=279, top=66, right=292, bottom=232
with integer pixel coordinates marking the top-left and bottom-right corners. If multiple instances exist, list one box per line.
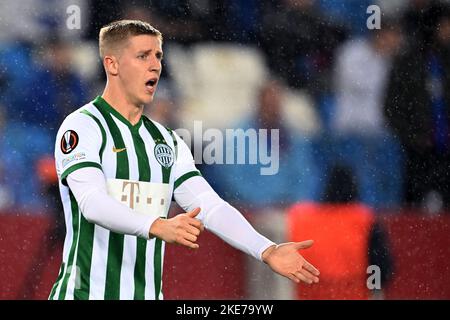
left=61, top=130, right=79, bottom=154
left=154, top=144, right=174, bottom=168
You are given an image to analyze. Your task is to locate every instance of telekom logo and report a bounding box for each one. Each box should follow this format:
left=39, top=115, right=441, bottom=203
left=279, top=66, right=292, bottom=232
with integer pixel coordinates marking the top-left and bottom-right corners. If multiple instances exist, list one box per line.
left=121, top=181, right=165, bottom=209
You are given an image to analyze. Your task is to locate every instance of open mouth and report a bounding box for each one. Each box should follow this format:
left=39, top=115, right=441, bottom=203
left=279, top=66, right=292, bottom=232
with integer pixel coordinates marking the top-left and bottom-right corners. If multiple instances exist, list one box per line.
left=145, top=78, right=158, bottom=90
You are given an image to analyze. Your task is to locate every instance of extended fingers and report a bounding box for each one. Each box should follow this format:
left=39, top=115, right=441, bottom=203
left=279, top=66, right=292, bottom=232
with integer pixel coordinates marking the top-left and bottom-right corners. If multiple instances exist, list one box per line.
left=302, top=260, right=320, bottom=277
left=286, top=273, right=300, bottom=284
left=294, top=271, right=313, bottom=284
left=298, top=262, right=319, bottom=283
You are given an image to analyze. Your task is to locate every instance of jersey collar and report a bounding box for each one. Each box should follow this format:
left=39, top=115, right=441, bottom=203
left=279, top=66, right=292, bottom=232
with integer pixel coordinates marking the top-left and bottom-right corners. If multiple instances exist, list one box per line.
left=94, top=96, right=143, bottom=131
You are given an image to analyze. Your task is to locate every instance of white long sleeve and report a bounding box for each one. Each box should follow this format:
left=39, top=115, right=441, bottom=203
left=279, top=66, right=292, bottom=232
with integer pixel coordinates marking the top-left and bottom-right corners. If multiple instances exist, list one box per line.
left=174, top=176, right=275, bottom=261
left=66, top=167, right=158, bottom=239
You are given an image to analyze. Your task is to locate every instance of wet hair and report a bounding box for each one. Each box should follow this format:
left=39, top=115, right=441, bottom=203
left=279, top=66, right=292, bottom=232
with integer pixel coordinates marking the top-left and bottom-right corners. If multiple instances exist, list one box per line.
left=99, top=19, right=162, bottom=58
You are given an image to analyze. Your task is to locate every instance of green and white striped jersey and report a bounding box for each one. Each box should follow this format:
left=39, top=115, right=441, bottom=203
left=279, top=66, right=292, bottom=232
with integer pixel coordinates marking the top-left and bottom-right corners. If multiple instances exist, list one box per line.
left=49, top=96, right=200, bottom=300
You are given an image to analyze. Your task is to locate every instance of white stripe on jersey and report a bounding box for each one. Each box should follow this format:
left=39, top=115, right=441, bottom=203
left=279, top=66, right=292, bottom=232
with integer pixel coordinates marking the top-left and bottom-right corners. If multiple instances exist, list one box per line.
left=120, top=235, right=137, bottom=300
left=89, top=225, right=109, bottom=299
left=65, top=207, right=81, bottom=299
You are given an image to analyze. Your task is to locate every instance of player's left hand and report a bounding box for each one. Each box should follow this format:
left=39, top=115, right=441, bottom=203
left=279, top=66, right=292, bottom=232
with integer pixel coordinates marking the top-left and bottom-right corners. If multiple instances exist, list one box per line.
left=261, top=240, right=320, bottom=284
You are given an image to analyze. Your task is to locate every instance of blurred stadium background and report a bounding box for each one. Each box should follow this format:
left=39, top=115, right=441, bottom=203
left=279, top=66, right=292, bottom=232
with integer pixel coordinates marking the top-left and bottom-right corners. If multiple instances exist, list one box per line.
left=1, top=0, right=450, bottom=299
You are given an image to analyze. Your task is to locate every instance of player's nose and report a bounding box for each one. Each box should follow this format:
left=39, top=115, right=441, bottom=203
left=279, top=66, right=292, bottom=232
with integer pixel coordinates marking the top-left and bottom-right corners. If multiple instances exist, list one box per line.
left=148, top=57, right=161, bottom=73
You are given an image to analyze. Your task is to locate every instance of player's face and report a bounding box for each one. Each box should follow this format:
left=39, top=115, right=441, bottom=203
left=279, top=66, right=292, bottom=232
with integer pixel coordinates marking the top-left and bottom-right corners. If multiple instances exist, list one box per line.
left=118, top=35, right=163, bottom=106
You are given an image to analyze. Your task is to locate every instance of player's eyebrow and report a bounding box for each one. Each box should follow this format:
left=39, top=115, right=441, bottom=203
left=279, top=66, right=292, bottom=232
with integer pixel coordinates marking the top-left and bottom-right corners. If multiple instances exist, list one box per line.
left=137, top=49, right=152, bottom=55
left=137, top=49, right=164, bottom=58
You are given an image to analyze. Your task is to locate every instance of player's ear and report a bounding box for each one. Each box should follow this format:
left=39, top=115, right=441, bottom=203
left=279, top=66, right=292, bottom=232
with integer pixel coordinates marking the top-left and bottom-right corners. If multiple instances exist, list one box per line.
left=104, top=55, right=119, bottom=76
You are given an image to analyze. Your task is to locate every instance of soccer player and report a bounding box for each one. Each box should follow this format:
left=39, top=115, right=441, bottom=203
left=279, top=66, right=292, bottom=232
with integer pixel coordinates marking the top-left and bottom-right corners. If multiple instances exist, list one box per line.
left=49, top=20, right=320, bottom=300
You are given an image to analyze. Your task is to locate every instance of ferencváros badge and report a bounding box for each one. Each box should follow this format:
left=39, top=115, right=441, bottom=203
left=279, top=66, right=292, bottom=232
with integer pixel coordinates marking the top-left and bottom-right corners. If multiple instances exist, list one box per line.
left=154, top=144, right=174, bottom=168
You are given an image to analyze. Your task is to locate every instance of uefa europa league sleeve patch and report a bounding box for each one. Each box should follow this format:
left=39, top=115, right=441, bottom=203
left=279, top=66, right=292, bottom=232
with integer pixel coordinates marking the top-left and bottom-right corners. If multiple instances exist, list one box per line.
left=61, top=130, right=79, bottom=154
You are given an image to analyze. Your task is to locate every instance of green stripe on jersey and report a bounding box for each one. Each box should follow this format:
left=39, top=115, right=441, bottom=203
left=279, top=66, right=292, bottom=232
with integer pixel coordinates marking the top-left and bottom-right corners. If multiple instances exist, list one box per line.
left=142, top=116, right=175, bottom=299
left=61, top=162, right=102, bottom=186
left=94, top=96, right=129, bottom=300
left=130, top=126, right=151, bottom=300
left=94, top=96, right=129, bottom=179
left=166, top=127, right=178, bottom=160
left=73, top=215, right=95, bottom=300
left=174, top=171, right=202, bottom=190
left=142, top=117, right=172, bottom=184
left=48, top=262, right=65, bottom=299
left=67, top=110, right=106, bottom=300
left=153, top=238, right=163, bottom=300
left=57, top=191, right=80, bottom=299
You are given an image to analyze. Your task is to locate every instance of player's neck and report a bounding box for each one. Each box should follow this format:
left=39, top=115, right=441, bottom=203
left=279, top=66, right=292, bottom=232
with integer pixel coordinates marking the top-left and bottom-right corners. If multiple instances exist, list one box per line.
left=102, top=86, right=144, bottom=126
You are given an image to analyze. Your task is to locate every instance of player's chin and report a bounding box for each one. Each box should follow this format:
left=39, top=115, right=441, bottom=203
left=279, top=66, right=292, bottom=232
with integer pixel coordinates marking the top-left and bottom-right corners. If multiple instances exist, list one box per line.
left=141, top=93, right=154, bottom=105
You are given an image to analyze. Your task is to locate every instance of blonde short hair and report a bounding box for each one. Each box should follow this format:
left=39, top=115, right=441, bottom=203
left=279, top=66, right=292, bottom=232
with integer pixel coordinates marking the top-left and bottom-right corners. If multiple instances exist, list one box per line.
left=99, top=20, right=162, bottom=58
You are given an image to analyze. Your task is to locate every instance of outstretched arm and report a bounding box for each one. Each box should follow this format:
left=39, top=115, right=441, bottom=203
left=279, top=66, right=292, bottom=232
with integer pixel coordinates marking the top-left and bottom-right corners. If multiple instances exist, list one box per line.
left=174, top=175, right=320, bottom=284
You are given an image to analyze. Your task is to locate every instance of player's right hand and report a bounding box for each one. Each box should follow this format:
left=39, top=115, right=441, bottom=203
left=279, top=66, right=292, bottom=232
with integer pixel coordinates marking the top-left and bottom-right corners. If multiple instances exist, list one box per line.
left=149, top=207, right=204, bottom=249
